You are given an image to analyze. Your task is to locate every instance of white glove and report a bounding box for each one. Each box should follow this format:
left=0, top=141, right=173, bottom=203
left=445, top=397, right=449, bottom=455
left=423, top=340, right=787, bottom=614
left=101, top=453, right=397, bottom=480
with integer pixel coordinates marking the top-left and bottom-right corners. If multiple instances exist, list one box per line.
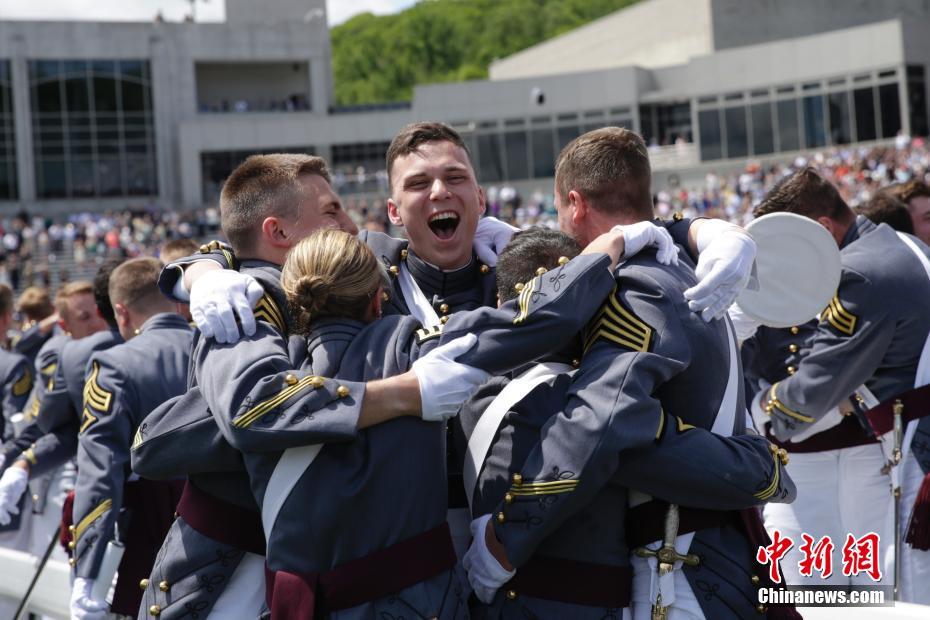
left=612, top=222, right=679, bottom=266
left=462, top=514, right=516, bottom=604
left=474, top=217, right=519, bottom=267
left=70, top=577, right=109, bottom=620
left=189, top=270, right=265, bottom=344
left=411, top=333, right=490, bottom=421
left=684, top=221, right=757, bottom=322
left=727, top=303, right=762, bottom=341
left=0, top=466, right=28, bottom=526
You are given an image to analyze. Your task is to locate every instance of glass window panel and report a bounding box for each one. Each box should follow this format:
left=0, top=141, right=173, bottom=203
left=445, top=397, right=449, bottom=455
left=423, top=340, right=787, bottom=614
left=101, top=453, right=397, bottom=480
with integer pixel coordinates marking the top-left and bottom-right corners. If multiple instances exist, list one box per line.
left=91, top=60, right=116, bottom=77
left=37, top=160, right=67, bottom=198
left=698, top=109, right=722, bottom=161
left=724, top=106, right=748, bottom=158
left=96, top=158, right=123, bottom=196
left=530, top=129, right=555, bottom=178
left=476, top=133, right=503, bottom=183
left=828, top=92, right=852, bottom=145
left=750, top=102, right=774, bottom=155
left=503, top=131, right=529, bottom=181
left=40, top=143, right=65, bottom=156
left=35, top=82, right=62, bottom=113
left=69, top=159, right=96, bottom=196
left=879, top=83, right=902, bottom=138
left=909, top=77, right=928, bottom=136
left=556, top=125, right=580, bottom=151
left=776, top=100, right=800, bottom=152
left=126, top=157, right=157, bottom=195
left=119, top=60, right=144, bottom=81
left=854, top=87, right=877, bottom=141
left=32, top=60, right=61, bottom=81
left=93, top=77, right=118, bottom=113
left=65, top=77, right=90, bottom=111
left=0, top=163, right=14, bottom=200
left=802, top=95, right=826, bottom=148
left=121, top=80, right=145, bottom=111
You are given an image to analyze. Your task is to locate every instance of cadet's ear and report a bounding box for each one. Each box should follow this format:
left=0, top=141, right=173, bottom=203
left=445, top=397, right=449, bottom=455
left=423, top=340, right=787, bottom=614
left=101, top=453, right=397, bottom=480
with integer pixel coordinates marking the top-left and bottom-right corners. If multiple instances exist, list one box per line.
left=261, top=216, right=291, bottom=249
left=387, top=198, right=405, bottom=227
left=363, top=287, right=383, bottom=322
left=113, top=303, right=131, bottom=328
left=568, top=190, right=589, bottom=228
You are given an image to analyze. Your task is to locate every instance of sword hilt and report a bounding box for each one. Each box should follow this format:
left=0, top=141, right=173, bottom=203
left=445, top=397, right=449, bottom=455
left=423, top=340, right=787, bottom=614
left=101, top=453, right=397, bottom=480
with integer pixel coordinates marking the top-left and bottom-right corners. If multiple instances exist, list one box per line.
left=892, top=399, right=904, bottom=465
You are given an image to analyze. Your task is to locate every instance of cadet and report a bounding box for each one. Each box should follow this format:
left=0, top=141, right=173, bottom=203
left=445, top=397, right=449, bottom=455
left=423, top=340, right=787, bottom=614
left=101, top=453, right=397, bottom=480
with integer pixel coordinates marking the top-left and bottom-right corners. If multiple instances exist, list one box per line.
left=749, top=168, right=930, bottom=601
left=0, top=284, right=35, bottom=618
left=463, top=128, right=788, bottom=619
left=884, top=179, right=930, bottom=245
left=460, top=227, right=796, bottom=618
left=70, top=258, right=193, bottom=618
left=12, top=286, right=58, bottom=369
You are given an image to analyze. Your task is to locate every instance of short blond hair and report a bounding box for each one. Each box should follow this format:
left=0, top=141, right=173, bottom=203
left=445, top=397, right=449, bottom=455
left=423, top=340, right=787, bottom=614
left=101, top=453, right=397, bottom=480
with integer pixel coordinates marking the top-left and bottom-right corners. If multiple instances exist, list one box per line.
left=108, top=257, right=170, bottom=313
left=17, top=286, right=53, bottom=320
left=54, top=281, right=94, bottom=320
left=220, top=153, right=332, bottom=255
left=555, top=126, right=653, bottom=219
left=281, top=229, right=387, bottom=333
left=0, top=284, right=14, bottom=316
left=159, top=238, right=200, bottom=264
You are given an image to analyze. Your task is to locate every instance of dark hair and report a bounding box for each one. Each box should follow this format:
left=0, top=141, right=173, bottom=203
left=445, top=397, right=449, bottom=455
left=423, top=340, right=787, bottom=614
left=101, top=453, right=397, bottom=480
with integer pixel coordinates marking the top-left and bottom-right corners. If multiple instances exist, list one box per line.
left=0, top=283, right=14, bottom=316
left=883, top=179, right=930, bottom=207
left=496, top=228, right=581, bottom=303
left=858, top=191, right=914, bottom=234
left=93, top=257, right=126, bottom=329
left=754, top=167, right=853, bottom=222
left=385, top=122, right=471, bottom=188
left=554, top=127, right=653, bottom=219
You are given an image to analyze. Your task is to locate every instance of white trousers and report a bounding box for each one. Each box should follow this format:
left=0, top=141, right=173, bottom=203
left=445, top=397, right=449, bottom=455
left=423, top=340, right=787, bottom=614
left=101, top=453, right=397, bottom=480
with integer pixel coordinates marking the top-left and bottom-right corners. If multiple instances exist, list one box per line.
left=0, top=494, right=34, bottom=619
left=883, top=451, right=930, bottom=604
left=31, top=463, right=76, bottom=564
left=631, top=554, right=705, bottom=620
left=763, top=444, right=890, bottom=586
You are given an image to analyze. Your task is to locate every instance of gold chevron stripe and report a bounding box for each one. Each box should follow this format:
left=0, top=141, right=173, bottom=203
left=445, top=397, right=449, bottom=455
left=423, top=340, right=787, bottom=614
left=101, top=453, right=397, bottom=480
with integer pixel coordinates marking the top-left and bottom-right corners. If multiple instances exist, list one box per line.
left=821, top=295, right=856, bottom=335
left=415, top=324, right=443, bottom=344
left=513, top=277, right=537, bottom=325
left=675, top=417, right=695, bottom=432
left=12, top=369, right=32, bottom=397
left=74, top=499, right=113, bottom=542
left=655, top=410, right=666, bottom=440
left=509, top=480, right=579, bottom=496
left=79, top=407, right=98, bottom=433
left=232, top=375, right=322, bottom=428
left=40, top=362, right=57, bottom=377
left=584, top=288, right=652, bottom=353
left=83, top=362, right=112, bottom=413
left=254, top=295, right=285, bottom=332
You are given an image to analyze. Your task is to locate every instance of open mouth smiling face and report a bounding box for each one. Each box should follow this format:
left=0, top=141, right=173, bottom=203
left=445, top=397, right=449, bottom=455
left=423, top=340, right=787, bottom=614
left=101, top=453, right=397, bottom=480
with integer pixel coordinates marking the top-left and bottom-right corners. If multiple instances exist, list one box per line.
left=428, top=210, right=461, bottom=242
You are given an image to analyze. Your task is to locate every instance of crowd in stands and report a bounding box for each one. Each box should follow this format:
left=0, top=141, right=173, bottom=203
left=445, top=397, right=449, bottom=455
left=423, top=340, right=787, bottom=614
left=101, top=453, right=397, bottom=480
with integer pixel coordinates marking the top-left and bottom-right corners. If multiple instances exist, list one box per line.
left=3, top=135, right=929, bottom=295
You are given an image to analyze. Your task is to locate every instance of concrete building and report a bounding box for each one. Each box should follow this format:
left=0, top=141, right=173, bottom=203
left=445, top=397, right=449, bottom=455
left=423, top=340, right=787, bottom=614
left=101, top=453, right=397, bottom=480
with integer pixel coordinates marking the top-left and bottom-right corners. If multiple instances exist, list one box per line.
left=0, top=0, right=928, bottom=214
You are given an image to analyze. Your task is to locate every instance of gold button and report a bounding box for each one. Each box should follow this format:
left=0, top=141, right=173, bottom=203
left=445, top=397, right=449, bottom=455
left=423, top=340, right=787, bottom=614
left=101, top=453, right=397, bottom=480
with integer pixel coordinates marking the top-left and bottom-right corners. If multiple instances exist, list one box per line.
left=496, top=512, right=506, bottom=524
left=751, top=575, right=761, bottom=585
left=69, top=525, right=76, bottom=534
left=139, top=579, right=150, bottom=590
left=69, top=558, right=76, bottom=567
left=284, top=374, right=298, bottom=386
left=150, top=605, right=162, bottom=617
left=514, top=282, right=524, bottom=293
left=198, top=244, right=209, bottom=253
left=400, top=249, right=408, bottom=260
left=337, top=385, right=350, bottom=398
left=209, top=240, right=220, bottom=250
left=790, top=326, right=799, bottom=335
left=389, top=265, right=399, bottom=275
left=68, top=541, right=75, bottom=550
left=382, top=291, right=390, bottom=302
left=440, top=316, right=449, bottom=324
left=173, top=511, right=179, bottom=519
left=768, top=443, right=779, bottom=454
left=777, top=448, right=790, bottom=465
left=511, top=473, right=522, bottom=486
left=439, top=303, right=449, bottom=314
left=535, top=267, right=547, bottom=276
left=672, top=212, right=684, bottom=222
left=32, top=494, right=39, bottom=502
left=757, top=604, right=767, bottom=614
left=506, top=590, right=517, bottom=600
left=159, top=580, right=170, bottom=592
left=557, top=256, right=570, bottom=266
left=480, top=264, right=490, bottom=274
left=786, top=366, right=796, bottom=375
left=572, top=359, right=580, bottom=368
left=310, top=376, right=325, bottom=389
left=788, top=344, right=798, bottom=353
left=504, top=493, right=514, bottom=504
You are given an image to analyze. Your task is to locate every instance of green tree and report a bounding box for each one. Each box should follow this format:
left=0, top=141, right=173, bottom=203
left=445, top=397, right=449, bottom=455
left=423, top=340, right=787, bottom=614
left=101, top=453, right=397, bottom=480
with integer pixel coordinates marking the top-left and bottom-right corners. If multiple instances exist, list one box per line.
left=331, top=0, right=640, bottom=106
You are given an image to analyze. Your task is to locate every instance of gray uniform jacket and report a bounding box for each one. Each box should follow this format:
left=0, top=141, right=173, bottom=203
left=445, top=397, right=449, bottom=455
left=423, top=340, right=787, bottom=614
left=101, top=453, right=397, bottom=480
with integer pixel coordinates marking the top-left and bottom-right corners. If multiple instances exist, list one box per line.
left=194, top=252, right=615, bottom=619
left=72, top=314, right=193, bottom=579
left=0, top=347, right=32, bottom=441
left=487, top=249, right=795, bottom=619
left=761, top=217, right=930, bottom=474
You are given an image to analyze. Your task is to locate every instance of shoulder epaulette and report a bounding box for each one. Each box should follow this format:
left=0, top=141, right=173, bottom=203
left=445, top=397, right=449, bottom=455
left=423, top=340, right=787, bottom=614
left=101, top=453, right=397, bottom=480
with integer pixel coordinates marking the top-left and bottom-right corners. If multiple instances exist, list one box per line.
left=583, top=286, right=653, bottom=354
left=414, top=324, right=443, bottom=344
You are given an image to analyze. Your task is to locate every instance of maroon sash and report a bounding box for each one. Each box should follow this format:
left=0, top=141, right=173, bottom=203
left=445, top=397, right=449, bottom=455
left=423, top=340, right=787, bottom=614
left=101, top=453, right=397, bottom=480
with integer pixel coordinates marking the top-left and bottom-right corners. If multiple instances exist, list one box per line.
left=767, top=415, right=877, bottom=453
left=175, top=480, right=265, bottom=555
left=864, top=383, right=930, bottom=435
left=506, top=555, right=632, bottom=608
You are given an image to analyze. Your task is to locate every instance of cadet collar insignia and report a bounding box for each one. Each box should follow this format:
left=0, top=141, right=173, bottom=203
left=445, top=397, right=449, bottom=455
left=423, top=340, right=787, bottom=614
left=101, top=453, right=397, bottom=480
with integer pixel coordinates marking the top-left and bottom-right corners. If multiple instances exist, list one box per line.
left=414, top=324, right=443, bottom=345
left=12, top=368, right=32, bottom=397
left=821, top=294, right=857, bottom=336
left=583, top=287, right=653, bottom=354
left=254, top=293, right=286, bottom=334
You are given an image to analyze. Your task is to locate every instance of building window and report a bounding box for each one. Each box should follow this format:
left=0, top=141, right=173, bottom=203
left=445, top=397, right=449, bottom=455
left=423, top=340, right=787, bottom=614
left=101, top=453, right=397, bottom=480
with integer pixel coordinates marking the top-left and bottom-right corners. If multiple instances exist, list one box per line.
left=530, top=128, right=555, bottom=178
left=724, top=106, right=748, bottom=158
left=802, top=95, right=826, bottom=148
left=750, top=102, right=774, bottom=155
left=331, top=141, right=390, bottom=193
left=200, top=147, right=315, bottom=205
left=698, top=109, right=722, bottom=161
left=776, top=99, right=801, bottom=152
left=879, top=83, right=901, bottom=138
left=906, top=66, right=927, bottom=137
left=503, top=130, right=529, bottom=181
left=853, top=87, right=877, bottom=142
left=0, top=62, right=17, bottom=200
left=828, top=92, right=852, bottom=145
left=30, top=59, right=157, bottom=199
left=476, top=133, right=504, bottom=183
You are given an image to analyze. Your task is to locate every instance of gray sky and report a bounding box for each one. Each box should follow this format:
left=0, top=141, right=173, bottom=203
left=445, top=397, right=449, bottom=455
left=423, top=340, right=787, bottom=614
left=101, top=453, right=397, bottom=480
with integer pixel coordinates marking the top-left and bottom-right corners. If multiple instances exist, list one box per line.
left=0, top=0, right=418, bottom=26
